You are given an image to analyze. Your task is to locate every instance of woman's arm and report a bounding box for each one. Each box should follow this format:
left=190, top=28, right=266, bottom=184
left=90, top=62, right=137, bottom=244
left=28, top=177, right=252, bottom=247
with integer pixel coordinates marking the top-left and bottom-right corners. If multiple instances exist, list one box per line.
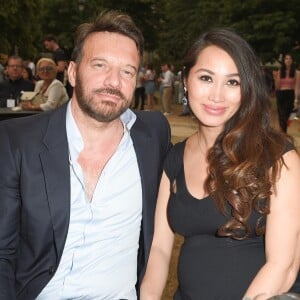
left=273, top=70, right=280, bottom=91
left=295, top=70, right=300, bottom=95
left=40, top=81, right=66, bottom=111
left=244, top=150, right=300, bottom=299
left=140, top=171, right=175, bottom=300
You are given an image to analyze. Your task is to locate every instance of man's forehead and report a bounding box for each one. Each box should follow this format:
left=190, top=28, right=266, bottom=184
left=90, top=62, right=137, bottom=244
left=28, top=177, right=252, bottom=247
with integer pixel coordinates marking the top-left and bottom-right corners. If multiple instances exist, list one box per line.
left=82, top=33, right=140, bottom=64
left=8, top=58, right=22, bottom=64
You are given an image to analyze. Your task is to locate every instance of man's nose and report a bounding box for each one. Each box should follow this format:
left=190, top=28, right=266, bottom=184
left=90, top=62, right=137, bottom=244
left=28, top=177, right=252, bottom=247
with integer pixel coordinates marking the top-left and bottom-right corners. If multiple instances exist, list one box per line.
left=103, top=68, right=121, bottom=88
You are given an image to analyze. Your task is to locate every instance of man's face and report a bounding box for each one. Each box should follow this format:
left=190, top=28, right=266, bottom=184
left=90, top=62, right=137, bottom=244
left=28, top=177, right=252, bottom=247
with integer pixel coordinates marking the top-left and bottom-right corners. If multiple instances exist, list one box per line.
left=69, top=32, right=140, bottom=122
left=44, top=40, right=53, bottom=51
left=6, top=58, right=23, bottom=81
left=161, top=64, right=167, bottom=72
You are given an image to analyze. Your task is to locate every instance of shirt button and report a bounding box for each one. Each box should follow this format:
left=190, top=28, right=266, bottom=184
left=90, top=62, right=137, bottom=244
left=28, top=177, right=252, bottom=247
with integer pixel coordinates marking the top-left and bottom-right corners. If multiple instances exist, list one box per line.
left=48, top=266, right=55, bottom=275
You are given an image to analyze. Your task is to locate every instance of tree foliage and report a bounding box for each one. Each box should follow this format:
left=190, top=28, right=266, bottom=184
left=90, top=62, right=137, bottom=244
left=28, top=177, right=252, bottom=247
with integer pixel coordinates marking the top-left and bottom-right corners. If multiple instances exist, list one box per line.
left=0, top=0, right=42, bottom=59
left=1, top=0, right=300, bottom=68
left=160, top=0, right=300, bottom=67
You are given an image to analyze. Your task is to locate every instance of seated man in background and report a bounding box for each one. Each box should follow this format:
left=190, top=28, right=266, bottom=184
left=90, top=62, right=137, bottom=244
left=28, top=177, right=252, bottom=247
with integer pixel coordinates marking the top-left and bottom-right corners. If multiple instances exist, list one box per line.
left=0, top=55, right=35, bottom=107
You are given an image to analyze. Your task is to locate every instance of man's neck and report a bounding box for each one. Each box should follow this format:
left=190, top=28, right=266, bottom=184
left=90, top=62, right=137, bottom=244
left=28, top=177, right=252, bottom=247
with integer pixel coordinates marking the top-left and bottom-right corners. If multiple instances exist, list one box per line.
left=9, top=77, right=22, bottom=83
left=52, top=44, right=59, bottom=51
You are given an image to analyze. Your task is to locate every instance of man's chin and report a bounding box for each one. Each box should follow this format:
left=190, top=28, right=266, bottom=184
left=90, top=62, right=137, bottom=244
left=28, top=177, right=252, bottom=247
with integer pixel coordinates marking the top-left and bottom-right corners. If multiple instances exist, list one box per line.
left=85, top=106, right=127, bottom=123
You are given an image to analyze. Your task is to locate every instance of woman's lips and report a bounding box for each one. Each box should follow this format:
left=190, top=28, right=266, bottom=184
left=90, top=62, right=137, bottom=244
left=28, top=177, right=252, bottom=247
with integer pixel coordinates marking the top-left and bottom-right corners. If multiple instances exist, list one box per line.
left=203, top=104, right=226, bottom=115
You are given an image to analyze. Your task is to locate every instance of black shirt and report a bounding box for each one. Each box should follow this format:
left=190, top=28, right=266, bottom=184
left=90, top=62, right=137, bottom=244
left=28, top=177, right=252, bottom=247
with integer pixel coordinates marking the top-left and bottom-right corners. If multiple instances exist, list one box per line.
left=53, top=47, right=67, bottom=83
left=0, top=78, right=35, bottom=107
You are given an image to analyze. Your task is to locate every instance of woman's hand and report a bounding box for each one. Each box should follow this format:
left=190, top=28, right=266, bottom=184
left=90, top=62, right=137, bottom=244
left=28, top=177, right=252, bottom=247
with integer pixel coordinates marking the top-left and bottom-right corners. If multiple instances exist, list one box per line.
left=21, top=101, right=36, bottom=110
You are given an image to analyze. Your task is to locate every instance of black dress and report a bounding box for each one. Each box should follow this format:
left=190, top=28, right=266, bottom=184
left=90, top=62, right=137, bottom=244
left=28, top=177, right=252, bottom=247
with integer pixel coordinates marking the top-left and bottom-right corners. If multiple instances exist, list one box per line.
left=164, top=140, right=300, bottom=300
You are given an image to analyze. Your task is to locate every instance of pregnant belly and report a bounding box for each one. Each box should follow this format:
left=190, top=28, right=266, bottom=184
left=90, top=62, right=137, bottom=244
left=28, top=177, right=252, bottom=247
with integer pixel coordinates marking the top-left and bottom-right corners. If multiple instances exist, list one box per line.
left=177, top=235, right=265, bottom=300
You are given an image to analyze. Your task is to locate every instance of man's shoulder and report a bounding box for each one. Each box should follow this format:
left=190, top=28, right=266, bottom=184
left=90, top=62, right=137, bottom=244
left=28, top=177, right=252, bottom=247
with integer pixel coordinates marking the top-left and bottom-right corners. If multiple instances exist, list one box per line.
left=21, top=78, right=35, bottom=90
left=0, top=104, right=66, bottom=132
left=54, top=47, right=67, bottom=61
left=135, top=110, right=166, bottom=123
left=134, top=110, right=170, bottom=135
left=0, top=79, right=10, bottom=88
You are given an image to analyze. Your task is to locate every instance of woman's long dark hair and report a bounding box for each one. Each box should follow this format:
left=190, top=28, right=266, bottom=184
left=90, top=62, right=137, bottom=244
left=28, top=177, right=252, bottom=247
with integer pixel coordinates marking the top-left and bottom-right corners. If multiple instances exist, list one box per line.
left=280, top=53, right=296, bottom=78
left=183, top=28, right=291, bottom=240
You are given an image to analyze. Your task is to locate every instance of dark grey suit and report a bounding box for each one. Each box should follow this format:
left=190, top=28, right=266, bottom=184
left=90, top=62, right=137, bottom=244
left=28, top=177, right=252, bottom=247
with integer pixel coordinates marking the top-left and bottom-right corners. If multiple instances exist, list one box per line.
left=0, top=103, right=171, bottom=299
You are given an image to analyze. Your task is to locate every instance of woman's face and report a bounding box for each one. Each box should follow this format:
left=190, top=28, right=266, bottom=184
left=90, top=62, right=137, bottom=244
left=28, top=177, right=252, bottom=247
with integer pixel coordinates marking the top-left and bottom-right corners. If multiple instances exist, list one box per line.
left=284, top=55, right=293, bottom=67
left=37, top=61, right=56, bottom=81
left=22, top=69, right=29, bottom=80
left=185, top=45, right=242, bottom=132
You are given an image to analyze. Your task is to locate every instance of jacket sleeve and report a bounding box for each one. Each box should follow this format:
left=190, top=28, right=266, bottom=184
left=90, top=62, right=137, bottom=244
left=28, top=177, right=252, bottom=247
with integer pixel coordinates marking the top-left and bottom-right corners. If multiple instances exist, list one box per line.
left=0, top=123, right=20, bottom=299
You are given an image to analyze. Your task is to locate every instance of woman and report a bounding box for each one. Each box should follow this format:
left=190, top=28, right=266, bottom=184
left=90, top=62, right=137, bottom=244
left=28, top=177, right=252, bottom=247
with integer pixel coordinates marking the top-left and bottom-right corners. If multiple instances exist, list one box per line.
left=140, top=28, right=300, bottom=299
left=22, top=66, right=36, bottom=85
left=22, top=58, right=68, bottom=111
left=273, top=53, right=300, bottom=132
left=144, top=64, right=156, bottom=110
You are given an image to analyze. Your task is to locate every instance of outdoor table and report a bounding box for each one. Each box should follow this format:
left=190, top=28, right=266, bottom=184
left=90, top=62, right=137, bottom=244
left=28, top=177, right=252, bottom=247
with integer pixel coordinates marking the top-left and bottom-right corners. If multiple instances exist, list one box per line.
left=0, top=107, right=41, bottom=121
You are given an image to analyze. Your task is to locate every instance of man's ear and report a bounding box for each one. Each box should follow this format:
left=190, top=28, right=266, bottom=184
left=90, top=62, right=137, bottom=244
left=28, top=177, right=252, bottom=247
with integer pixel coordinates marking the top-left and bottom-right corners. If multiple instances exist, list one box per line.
left=67, top=61, right=77, bottom=87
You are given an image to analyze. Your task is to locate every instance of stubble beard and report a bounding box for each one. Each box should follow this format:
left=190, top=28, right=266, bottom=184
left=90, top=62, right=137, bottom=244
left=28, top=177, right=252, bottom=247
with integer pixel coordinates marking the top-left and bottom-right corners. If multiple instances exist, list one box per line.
left=75, top=74, right=131, bottom=122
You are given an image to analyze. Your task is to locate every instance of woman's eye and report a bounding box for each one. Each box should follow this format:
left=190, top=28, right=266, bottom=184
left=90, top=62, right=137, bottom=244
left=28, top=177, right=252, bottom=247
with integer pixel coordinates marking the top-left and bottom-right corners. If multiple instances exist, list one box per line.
left=199, top=75, right=212, bottom=82
left=227, top=79, right=240, bottom=86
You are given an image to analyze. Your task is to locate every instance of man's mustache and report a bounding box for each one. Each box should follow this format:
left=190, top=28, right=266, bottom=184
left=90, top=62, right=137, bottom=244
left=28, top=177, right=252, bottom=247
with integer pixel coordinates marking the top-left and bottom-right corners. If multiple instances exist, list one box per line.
left=93, top=88, right=126, bottom=101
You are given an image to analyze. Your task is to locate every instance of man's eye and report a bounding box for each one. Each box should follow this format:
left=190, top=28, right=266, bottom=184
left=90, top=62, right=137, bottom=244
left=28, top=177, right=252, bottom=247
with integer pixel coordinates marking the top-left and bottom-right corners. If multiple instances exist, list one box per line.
left=200, top=75, right=212, bottom=82
left=93, top=63, right=105, bottom=69
left=227, top=79, right=240, bottom=86
left=121, top=69, right=135, bottom=78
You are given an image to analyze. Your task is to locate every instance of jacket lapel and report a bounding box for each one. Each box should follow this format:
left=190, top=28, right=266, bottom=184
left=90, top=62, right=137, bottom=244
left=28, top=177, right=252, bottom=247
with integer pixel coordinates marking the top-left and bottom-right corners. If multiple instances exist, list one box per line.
left=131, top=116, right=152, bottom=226
left=39, top=105, right=70, bottom=259
left=131, top=116, right=160, bottom=277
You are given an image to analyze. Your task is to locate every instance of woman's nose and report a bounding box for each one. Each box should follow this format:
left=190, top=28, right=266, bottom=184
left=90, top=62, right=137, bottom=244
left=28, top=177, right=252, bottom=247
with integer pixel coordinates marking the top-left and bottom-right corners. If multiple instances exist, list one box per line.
left=208, top=83, right=224, bottom=103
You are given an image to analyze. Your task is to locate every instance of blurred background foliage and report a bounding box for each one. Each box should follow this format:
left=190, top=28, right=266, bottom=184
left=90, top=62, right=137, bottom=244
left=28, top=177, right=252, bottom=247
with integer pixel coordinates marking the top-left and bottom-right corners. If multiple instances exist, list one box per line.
left=1, top=0, right=300, bottom=71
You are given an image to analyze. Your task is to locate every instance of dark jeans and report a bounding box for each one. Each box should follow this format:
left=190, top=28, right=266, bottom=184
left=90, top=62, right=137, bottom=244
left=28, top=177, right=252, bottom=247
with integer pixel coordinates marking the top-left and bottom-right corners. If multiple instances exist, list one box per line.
left=133, top=86, right=145, bottom=110
left=276, top=89, right=294, bottom=132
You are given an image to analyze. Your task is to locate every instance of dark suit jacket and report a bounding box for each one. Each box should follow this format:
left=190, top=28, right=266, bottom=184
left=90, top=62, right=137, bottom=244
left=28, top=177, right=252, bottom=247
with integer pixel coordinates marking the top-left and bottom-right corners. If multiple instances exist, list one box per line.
left=0, top=78, right=35, bottom=107
left=0, top=103, right=171, bottom=299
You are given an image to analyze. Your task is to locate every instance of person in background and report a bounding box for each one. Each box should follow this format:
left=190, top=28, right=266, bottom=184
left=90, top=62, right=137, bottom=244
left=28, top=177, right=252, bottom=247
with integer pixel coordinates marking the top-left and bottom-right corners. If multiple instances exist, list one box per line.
left=273, top=53, right=300, bottom=132
left=144, top=64, right=156, bottom=110
left=24, top=57, right=36, bottom=77
left=22, top=66, right=36, bottom=85
left=0, top=10, right=171, bottom=300
left=0, top=55, right=35, bottom=107
left=0, top=62, right=5, bottom=83
left=141, top=28, right=300, bottom=300
left=43, top=34, right=68, bottom=84
left=133, top=66, right=145, bottom=110
left=158, top=63, right=174, bottom=115
left=22, top=58, right=68, bottom=111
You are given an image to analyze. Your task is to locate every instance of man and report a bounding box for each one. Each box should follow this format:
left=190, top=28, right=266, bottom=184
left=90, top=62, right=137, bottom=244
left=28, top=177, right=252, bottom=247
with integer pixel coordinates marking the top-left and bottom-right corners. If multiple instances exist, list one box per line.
left=43, top=34, right=67, bottom=84
left=0, top=55, right=34, bottom=106
left=158, top=63, right=174, bottom=115
left=0, top=10, right=171, bottom=300
left=133, top=66, right=146, bottom=110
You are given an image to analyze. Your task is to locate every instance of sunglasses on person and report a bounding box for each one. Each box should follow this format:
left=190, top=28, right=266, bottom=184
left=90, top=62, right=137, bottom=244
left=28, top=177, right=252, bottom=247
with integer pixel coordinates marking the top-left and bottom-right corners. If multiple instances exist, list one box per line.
left=38, top=66, right=55, bottom=72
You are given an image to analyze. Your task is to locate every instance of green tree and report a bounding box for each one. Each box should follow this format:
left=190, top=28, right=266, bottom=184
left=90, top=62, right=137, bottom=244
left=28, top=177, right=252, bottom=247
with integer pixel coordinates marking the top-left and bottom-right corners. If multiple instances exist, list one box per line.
left=0, top=0, right=42, bottom=59
left=158, top=0, right=300, bottom=68
left=39, top=0, right=101, bottom=56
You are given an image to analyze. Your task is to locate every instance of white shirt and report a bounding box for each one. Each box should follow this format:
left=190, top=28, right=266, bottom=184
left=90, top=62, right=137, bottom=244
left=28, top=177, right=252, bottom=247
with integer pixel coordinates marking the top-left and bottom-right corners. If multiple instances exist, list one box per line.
left=37, top=101, right=142, bottom=300
left=34, top=79, right=69, bottom=111
left=161, top=70, right=174, bottom=87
